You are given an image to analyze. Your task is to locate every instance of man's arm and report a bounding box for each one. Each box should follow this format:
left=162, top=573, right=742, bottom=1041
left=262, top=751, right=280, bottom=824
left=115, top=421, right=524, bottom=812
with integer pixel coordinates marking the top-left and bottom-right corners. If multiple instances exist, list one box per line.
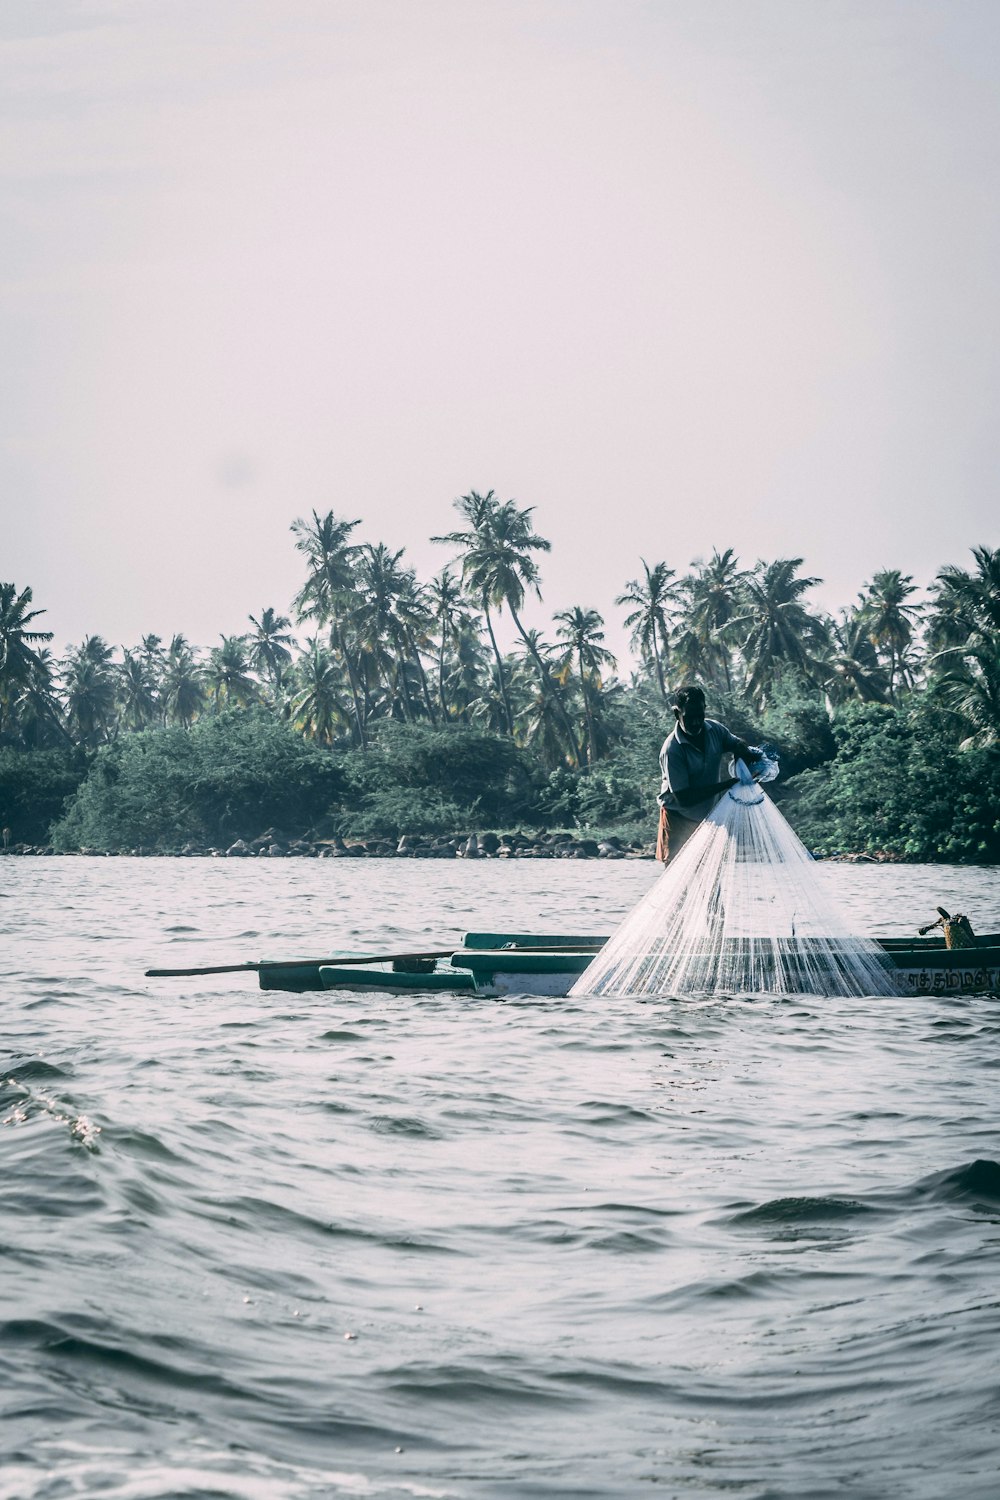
left=721, top=725, right=755, bottom=762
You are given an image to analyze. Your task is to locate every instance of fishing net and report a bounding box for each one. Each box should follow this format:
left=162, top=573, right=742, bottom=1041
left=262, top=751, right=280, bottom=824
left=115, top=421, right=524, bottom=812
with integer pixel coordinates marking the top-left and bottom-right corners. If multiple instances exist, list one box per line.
left=572, top=757, right=899, bottom=998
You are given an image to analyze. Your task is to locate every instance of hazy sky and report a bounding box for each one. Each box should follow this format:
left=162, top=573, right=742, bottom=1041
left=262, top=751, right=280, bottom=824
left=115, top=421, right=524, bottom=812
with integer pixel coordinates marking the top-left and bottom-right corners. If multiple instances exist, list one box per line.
left=3, top=0, right=998, bottom=662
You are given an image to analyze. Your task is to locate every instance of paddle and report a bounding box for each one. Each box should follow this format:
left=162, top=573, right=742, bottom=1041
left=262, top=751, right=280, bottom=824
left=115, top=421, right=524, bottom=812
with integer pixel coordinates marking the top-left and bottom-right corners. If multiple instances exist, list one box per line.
left=145, top=949, right=456, bottom=978
left=145, top=941, right=606, bottom=978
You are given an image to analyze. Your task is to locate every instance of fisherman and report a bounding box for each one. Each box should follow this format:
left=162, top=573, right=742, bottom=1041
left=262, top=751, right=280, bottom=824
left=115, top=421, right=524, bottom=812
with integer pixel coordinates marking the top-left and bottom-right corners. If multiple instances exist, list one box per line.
left=657, top=684, right=758, bottom=864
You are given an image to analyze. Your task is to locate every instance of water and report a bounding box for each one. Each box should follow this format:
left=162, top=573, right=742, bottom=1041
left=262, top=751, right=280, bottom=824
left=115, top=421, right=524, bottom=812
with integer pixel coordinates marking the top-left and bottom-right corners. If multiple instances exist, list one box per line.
left=576, top=779, right=898, bottom=998
left=2, top=857, right=999, bottom=1499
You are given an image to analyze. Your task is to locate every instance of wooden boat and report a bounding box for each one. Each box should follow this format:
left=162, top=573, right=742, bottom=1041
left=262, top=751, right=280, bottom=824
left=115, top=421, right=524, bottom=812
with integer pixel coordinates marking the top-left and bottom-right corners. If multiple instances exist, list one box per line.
left=251, top=931, right=1000, bottom=997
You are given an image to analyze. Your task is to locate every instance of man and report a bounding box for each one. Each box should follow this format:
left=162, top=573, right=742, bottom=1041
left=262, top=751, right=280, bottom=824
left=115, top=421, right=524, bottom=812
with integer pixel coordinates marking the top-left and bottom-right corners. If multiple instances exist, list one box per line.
left=657, top=685, right=757, bottom=864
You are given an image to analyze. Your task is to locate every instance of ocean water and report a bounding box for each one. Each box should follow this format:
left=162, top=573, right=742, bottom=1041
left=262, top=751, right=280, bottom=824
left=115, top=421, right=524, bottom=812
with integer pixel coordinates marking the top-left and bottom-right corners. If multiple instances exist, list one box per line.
left=2, top=857, right=999, bottom=1500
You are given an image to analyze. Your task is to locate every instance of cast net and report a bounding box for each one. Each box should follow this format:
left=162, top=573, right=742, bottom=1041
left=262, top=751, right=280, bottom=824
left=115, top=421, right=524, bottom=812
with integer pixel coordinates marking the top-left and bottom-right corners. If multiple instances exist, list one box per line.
left=571, top=758, right=898, bottom=998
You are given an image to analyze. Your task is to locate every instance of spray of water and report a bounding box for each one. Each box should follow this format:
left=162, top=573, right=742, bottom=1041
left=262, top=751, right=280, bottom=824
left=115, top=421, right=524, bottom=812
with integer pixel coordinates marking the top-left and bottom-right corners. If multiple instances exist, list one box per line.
left=572, top=760, right=899, bottom=998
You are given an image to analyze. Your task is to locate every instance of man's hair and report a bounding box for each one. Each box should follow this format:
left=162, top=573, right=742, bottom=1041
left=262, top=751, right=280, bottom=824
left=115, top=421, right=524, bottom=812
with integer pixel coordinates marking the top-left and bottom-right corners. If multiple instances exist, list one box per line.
left=673, top=684, right=706, bottom=711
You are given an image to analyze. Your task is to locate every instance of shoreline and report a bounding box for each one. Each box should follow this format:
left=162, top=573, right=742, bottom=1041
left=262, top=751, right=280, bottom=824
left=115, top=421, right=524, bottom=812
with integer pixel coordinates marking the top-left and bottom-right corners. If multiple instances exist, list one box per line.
left=0, top=838, right=916, bottom=864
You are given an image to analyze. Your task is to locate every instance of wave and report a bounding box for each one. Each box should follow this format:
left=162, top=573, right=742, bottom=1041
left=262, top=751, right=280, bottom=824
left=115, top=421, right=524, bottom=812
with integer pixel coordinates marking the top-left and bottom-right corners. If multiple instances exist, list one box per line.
left=728, top=1195, right=877, bottom=1227
left=367, top=1115, right=444, bottom=1140
left=728, top=1160, right=1000, bottom=1238
left=907, top=1158, right=1000, bottom=1207
left=0, top=1443, right=453, bottom=1500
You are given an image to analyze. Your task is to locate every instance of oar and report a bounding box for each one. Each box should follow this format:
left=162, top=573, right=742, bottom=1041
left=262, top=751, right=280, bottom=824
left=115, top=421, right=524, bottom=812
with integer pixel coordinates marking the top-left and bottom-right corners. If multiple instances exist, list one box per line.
left=145, top=940, right=607, bottom=979
left=145, top=949, right=456, bottom=978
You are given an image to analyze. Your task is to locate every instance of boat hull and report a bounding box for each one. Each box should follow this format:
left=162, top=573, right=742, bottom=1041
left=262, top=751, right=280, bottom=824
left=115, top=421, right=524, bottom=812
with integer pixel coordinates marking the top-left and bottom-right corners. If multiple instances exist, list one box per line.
left=258, top=933, right=1000, bottom=996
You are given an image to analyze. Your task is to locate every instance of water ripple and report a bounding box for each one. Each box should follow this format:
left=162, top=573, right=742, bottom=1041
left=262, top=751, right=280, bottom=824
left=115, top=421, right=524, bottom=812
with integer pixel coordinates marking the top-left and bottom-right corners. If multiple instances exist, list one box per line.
left=2, top=857, right=999, bottom=1498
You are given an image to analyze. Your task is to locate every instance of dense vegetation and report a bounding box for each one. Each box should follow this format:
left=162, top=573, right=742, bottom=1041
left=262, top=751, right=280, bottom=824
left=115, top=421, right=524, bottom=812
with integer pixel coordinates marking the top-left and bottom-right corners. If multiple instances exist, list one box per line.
left=2, top=494, right=998, bottom=860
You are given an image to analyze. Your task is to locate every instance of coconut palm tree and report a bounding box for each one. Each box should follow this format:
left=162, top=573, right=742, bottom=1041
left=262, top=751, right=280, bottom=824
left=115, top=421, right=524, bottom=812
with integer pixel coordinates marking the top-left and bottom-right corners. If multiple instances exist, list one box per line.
left=351, top=544, right=425, bottom=723
left=823, top=607, right=890, bottom=706
left=616, top=561, right=676, bottom=699
left=511, top=641, right=574, bottom=770
left=0, top=583, right=54, bottom=740
left=857, top=569, right=922, bottom=700
left=434, top=491, right=516, bottom=734
left=393, top=570, right=439, bottom=724
left=436, top=491, right=580, bottom=759
left=443, top=616, right=491, bottom=725
left=117, top=648, right=159, bottom=731
left=205, top=635, right=258, bottom=710
left=928, top=546, right=1000, bottom=649
left=677, top=548, right=745, bottom=691
left=289, top=638, right=347, bottom=745
left=553, top=606, right=617, bottom=766
left=12, top=647, right=68, bottom=748
left=666, top=625, right=716, bottom=692
left=732, top=559, right=830, bottom=707
left=248, top=607, right=294, bottom=692
left=161, top=635, right=205, bottom=727
left=291, top=510, right=366, bottom=744
left=930, top=639, right=1000, bottom=748
left=427, top=567, right=467, bottom=718
left=62, top=636, right=118, bottom=748
left=927, top=547, right=1000, bottom=746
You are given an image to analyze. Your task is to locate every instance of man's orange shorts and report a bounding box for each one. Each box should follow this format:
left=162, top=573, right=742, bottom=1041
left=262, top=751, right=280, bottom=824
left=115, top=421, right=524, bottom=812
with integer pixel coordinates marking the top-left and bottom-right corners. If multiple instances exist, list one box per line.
left=656, top=805, right=699, bottom=865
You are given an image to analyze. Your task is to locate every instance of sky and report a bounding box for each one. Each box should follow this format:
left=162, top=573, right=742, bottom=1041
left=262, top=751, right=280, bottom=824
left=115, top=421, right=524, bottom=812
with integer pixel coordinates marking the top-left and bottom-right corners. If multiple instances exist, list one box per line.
left=2, top=0, right=999, bottom=664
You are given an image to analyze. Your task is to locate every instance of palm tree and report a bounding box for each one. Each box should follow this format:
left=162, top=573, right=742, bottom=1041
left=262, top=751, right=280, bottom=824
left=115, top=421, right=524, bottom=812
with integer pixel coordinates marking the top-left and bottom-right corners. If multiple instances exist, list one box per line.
left=732, top=559, right=830, bottom=707
left=291, top=510, right=366, bottom=744
left=436, top=490, right=580, bottom=757
left=12, top=647, right=68, bottom=748
left=248, top=607, right=294, bottom=692
left=931, top=639, right=1000, bottom=748
left=117, top=648, right=159, bottom=731
left=554, top=606, right=617, bottom=766
left=434, top=491, right=516, bottom=734
left=678, top=548, right=745, bottom=690
left=929, top=546, right=1000, bottom=649
left=858, top=569, right=922, bottom=700
left=352, top=544, right=425, bottom=723
left=205, top=635, right=258, bottom=710
left=290, top=638, right=347, bottom=745
left=667, top=625, right=717, bottom=691
left=927, top=547, right=1000, bottom=747
left=427, top=568, right=466, bottom=718
left=161, top=635, right=205, bottom=727
left=511, top=642, right=574, bottom=770
left=63, top=636, right=118, bottom=748
left=0, top=583, right=54, bottom=740
left=823, top=607, right=890, bottom=706
left=394, top=570, right=439, bottom=724
left=443, top=615, right=491, bottom=724
left=616, top=561, right=676, bottom=699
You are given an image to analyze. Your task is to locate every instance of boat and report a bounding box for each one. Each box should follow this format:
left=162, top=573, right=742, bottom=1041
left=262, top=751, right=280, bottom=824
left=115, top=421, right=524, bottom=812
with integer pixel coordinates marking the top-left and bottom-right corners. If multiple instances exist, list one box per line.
left=249, top=931, right=1000, bottom=997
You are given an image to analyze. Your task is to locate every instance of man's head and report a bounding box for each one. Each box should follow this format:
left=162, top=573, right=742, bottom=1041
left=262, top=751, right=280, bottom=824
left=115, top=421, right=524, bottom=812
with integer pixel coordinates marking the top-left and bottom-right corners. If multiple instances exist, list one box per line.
left=672, top=684, right=706, bottom=737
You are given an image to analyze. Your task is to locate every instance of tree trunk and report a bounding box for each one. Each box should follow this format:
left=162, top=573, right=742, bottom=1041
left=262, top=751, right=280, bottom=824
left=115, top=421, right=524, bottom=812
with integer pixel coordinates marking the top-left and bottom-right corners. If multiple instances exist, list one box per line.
left=509, top=604, right=581, bottom=765
left=437, top=633, right=449, bottom=719
left=653, top=623, right=668, bottom=698
left=334, top=621, right=367, bottom=748
left=483, top=605, right=515, bottom=736
left=577, top=646, right=595, bottom=767
left=409, top=633, right=438, bottom=723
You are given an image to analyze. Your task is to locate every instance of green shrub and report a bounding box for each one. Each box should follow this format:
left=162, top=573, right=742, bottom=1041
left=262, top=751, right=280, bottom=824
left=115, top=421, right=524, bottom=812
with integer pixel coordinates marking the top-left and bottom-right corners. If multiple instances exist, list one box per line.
left=51, top=711, right=345, bottom=851
left=785, top=703, right=1000, bottom=861
left=338, top=722, right=538, bottom=835
left=0, top=747, right=86, bottom=844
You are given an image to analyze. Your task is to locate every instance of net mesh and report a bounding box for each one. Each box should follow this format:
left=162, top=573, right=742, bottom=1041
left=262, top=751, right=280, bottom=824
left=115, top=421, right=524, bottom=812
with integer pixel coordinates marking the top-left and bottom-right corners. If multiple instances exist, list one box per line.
left=571, top=761, right=899, bottom=998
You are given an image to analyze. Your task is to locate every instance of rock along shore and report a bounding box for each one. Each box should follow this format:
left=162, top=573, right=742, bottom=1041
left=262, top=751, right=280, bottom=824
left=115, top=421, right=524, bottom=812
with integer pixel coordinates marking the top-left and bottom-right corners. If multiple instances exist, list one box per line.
left=0, top=830, right=657, bottom=861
